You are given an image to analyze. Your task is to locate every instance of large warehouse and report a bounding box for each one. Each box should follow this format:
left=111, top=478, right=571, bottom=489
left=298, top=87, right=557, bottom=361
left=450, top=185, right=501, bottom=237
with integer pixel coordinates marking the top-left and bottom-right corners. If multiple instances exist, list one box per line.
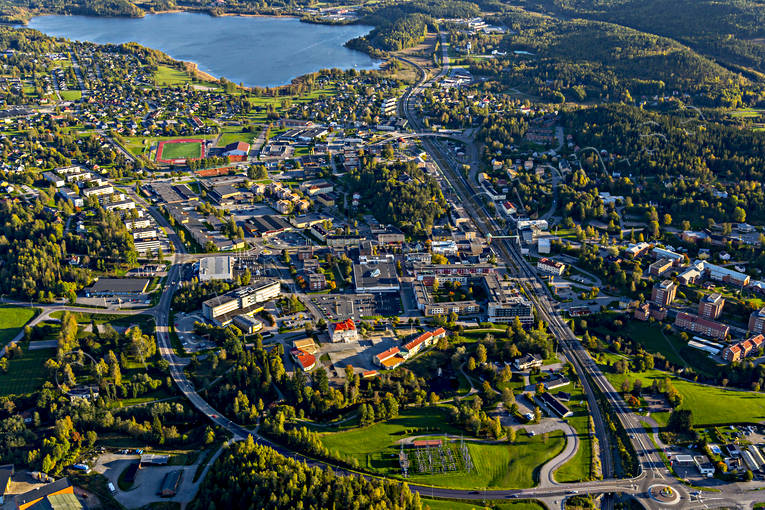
left=84, top=278, right=150, bottom=297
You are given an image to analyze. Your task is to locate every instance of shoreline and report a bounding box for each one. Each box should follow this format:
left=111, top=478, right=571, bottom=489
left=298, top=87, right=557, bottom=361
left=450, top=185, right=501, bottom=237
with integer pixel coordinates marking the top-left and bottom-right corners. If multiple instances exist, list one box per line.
left=14, top=10, right=383, bottom=90
left=7, top=8, right=349, bottom=26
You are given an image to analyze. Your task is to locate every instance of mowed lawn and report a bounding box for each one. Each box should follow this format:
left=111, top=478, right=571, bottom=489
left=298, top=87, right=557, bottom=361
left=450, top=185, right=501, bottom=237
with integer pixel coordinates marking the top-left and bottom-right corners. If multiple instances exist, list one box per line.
left=159, top=141, right=202, bottom=160
left=0, top=345, right=55, bottom=397
left=604, top=369, right=765, bottom=426
left=320, top=407, right=462, bottom=468
left=320, top=407, right=566, bottom=489
left=0, top=306, right=37, bottom=345
left=405, top=433, right=565, bottom=490
left=554, top=385, right=593, bottom=483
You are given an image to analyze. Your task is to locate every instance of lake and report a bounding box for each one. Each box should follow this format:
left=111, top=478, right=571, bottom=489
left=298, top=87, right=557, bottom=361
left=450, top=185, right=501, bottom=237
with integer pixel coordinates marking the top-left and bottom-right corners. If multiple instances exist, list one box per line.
left=26, top=12, right=379, bottom=88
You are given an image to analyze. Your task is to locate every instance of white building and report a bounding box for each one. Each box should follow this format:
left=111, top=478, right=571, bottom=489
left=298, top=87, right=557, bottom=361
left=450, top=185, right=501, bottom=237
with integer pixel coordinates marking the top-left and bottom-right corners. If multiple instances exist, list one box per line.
left=199, top=256, right=234, bottom=282
left=537, top=257, right=566, bottom=276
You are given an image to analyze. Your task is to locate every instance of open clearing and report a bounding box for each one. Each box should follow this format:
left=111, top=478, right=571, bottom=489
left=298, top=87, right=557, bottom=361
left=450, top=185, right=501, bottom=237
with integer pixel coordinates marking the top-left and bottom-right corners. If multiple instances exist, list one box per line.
left=319, top=407, right=566, bottom=489
left=0, top=344, right=54, bottom=397
left=604, top=368, right=765, bottom=426
left=0, top=306, right=36, bottom=345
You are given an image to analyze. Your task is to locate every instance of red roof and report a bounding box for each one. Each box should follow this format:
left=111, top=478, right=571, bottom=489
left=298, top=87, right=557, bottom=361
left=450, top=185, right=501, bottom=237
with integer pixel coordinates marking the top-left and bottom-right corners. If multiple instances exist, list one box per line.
left=293, top=349, right=315, bottom=370
left=333, top=318, right=356, bottom=332
left=362, top=370, right=378, bottom=378
left=375, top=346, right=400, bottom=362
left=404, top=331, right=432, bottom=352
left=433, top=327, right=446, bottom=336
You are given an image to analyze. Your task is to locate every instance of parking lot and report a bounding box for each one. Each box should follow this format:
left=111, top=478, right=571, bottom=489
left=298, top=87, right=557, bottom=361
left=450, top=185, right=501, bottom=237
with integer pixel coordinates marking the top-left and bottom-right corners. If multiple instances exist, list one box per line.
left=174, top=312, right=216, bottom=352
left=310, top=293, right=401, bottom=321
left=324, top=336, right=399, bottom=378
left=311, top=294, right=377, bottom=321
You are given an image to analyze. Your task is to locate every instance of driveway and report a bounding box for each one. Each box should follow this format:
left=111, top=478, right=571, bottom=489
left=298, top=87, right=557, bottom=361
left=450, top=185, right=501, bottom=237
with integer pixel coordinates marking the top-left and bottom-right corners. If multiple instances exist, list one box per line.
left=93, top=447, right=225, bottom=508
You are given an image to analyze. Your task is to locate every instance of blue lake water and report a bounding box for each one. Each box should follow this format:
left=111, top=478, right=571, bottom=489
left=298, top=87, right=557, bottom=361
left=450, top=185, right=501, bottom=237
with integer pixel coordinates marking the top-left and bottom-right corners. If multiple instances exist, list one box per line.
left=26, top=12, right=379, bottom=87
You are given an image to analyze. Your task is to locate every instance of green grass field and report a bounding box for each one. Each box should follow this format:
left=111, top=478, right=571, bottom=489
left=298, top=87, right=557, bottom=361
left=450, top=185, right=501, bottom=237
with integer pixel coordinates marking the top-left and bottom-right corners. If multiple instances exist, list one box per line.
left=604, top=368, right=765, bottom=426
left=218, top=132, right=253, bottom=147
left=154, top=65, right=191, bottom=86
left=59, top=90, right=82, bottom=101
left=594, top=320, right=721, bottom=376
left=0, top=306, right=37, bottom=345
left=554, top=385, right=594, bottom=483
left=319, top=407, right=565, bottom=489
left=0, top=344, right=55, bottom=397
left=406, top=435, right=565, bottom=489
left=158, top=141, right=202, bottom=160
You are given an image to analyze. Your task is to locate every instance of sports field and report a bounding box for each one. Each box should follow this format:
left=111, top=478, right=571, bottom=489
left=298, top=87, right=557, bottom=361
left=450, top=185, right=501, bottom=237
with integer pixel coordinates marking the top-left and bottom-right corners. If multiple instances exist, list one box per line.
left=156, top=139, right=204, bottom=163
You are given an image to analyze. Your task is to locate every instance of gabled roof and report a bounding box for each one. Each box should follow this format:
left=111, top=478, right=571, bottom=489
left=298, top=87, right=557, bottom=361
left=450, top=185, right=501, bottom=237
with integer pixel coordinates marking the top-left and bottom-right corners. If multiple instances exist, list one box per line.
left=375, top=346, right=400, bottom=362
left=332, top=318, right=356, bottom=332
left=15, top=478, right=71, bottom=507
left=291, top=349, right=316, bottom=370
left=404, top=331, right=432, bottom=352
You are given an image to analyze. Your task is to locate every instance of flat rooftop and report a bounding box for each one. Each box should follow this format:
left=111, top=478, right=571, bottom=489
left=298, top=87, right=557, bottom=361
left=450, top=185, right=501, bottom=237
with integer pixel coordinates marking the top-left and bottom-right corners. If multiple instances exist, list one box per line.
left=85, top=278, right=149, bottom=294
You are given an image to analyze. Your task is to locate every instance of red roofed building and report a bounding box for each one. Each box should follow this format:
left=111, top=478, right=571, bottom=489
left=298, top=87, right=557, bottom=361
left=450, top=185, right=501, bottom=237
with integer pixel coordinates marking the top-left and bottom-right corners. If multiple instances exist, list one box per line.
left=223, top=141, right=251, bottom=162
left=722, top=334, right=764, bottom=363
left=330, top=318, right=358, bottom=343
left=500, top=201, right=517, bottom=216
left=290, top=348, right=316, bottom=371
left=674, top=312, right=729, bottom=340
left=402, top=327, right=447, bottom=358
left=722, top=343, right=743, bottom=363
left=374, top=346, right=405, bottom=370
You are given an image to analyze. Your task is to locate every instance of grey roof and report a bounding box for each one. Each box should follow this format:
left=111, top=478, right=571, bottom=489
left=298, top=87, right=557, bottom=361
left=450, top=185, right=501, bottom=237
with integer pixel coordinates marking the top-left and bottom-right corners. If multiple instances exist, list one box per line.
left=86, top=278, right=149, bottom=293
left=15, top=478, right=71, bottom=506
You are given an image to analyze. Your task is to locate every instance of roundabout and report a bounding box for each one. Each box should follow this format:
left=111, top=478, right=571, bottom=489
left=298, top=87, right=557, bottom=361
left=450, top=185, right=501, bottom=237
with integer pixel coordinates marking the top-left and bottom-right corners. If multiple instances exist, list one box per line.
left=647, top=484, right=681, bottom=505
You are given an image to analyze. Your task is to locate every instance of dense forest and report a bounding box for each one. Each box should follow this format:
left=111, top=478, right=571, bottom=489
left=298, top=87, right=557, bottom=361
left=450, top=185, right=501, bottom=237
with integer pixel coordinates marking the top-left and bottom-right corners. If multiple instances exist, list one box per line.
left=0, top=0, right=142, bottom=22
left=469, top=9, right=763, bottom=107
left=348, top=158, right=447, bottom=236
left=190, top=439, right=425, bottom=510
left=562, top=104, right=765, bottom=223
left=529, top=0, right=765, bottom=78
left=0, top=199, right=137, bottom=300
left=347, top=1, right=480, bottom=55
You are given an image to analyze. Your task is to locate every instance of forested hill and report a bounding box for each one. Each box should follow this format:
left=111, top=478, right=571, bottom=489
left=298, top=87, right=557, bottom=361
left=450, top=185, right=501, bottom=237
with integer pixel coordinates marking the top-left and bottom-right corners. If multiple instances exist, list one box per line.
left=525, top=0, right=765, bottom=78
left=0, top=0, right=144, bottom=22
left=476, top=8, right=758, bottom=106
